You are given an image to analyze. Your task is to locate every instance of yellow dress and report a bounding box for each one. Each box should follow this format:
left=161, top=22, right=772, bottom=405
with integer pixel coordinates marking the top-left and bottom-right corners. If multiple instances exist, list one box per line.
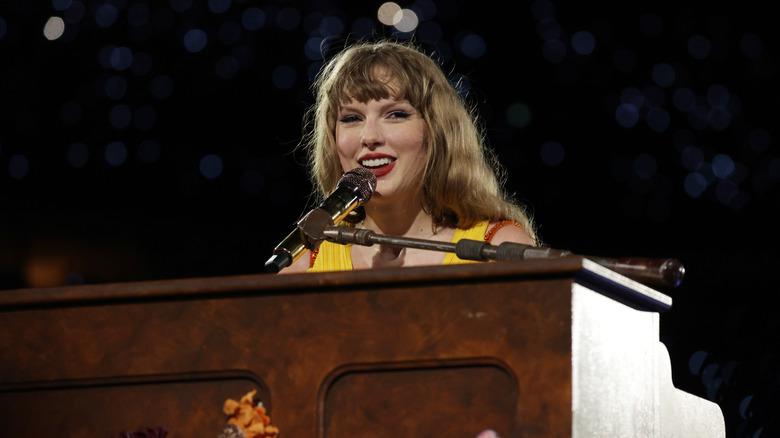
left=308, top=220, right=490, bottom=272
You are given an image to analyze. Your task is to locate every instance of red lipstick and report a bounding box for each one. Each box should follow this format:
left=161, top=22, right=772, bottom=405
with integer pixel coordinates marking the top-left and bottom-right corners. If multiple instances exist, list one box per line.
left=359, top=153, right=396, bottom=178
left=368, top=160, right=396, bottom=178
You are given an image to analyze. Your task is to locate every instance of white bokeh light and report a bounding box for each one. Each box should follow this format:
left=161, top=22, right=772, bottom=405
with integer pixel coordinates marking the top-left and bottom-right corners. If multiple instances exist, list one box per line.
left=393, top=8, right=418, bottom=32
left=43, top=16, right=65, bottom=41
left=377, top=2, right=401, bottom=26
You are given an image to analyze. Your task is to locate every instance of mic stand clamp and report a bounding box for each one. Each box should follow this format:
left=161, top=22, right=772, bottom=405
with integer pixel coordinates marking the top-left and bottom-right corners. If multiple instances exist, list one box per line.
left=296, top=208, right=338, bottom=250
left=263, top=208, right=341, bottom=273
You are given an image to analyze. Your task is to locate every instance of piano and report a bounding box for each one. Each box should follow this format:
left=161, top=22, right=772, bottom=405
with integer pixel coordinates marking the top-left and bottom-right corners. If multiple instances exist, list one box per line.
left=0, top=256, right=724, bottom=437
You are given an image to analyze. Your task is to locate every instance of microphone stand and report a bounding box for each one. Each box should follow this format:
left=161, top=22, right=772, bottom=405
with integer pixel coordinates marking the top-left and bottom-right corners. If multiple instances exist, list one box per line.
left=298, top=209, right=685, bottom=289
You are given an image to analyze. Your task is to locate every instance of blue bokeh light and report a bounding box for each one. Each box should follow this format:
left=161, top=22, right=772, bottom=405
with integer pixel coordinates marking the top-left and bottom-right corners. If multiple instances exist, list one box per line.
left=540, top=141, right=565, bottom=167
left=208, top=0, right=231, bottom=14
left=67, top=143, right=89, bottom=168
left=105, top=141, right=127, bottom=166
left=9, top=154, right=29, bottom=179
left=183, top=29, right=208, bottom=53
left=200, top=154, right=223, bottom=179
left=95, top=3, right=118, bottom=28
left=460, top=33, right=486, bottom=59
left=571, top=31, right=595, bottom=55
left=652, top=63, right=675, bottom=88
left=242, top=7, right=266, bottom=31
left=615, top=103, right=640, bottom=128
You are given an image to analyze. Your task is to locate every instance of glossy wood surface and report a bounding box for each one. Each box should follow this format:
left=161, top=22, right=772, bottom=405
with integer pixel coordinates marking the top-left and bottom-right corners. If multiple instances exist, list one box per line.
left=0, top=257, right=589, bottom=437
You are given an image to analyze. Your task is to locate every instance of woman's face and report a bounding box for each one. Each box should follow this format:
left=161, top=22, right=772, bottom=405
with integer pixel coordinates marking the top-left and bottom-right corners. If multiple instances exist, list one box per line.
left=335, top=96, right=427, bottom=203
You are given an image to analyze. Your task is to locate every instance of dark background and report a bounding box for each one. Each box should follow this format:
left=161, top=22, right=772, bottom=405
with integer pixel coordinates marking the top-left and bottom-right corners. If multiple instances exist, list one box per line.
left=1, top=1, right=778, bottom=436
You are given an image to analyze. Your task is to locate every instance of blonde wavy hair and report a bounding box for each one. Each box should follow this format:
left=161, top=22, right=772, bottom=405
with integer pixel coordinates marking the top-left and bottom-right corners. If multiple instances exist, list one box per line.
left=302, top=40, right=539, bottom=245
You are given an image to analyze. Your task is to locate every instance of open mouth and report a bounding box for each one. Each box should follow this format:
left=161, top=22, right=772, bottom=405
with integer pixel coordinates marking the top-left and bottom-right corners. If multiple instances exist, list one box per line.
left=359, top=157, right=396, bottom=169
left=359, top=156, right=397, bottom=178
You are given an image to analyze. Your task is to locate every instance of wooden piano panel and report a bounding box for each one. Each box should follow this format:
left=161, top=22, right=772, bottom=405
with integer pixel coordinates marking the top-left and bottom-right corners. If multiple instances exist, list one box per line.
left=0, top=372, right=269, bottom=436
left=322, top=361, right=518, bottom=438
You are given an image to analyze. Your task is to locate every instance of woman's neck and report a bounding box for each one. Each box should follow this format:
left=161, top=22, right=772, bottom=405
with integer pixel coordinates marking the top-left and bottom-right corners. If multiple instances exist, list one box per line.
left=349, top=198, right=457, bottom=270
left=361, top=201, right=440, bottom=239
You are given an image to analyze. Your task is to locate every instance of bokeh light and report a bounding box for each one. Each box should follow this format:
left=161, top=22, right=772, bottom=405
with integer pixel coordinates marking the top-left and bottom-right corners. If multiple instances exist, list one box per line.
left=540, top=141, right=564, bottom=167
left=460, top=33, right=486, bottom=59
left=652, top=63, right=675, bottom=88
left=242, top=7, right=266, bottom=31
left=105, top=141, right=127, bottom=166
left=94, top=3, right=118, bottom=28
left=43, top=16, right=65, bottom=40
left=208, top=0, right=231, bottom=14
left=688, top=35, right=711, bottom=60
left=571, top=31, right=595, bottom=55
left=183, top=28, right=208, bottom=53
left=200, top=154, right=223, bottom=179
left=377, top=2, right=401, bottom=26
left=9, top=154, right=29, bottom=179
left=392, top=8, right=419, bottom=33
left=506, top=103, right=532, bottom=128
left=67, top=143, right=89, bottom=168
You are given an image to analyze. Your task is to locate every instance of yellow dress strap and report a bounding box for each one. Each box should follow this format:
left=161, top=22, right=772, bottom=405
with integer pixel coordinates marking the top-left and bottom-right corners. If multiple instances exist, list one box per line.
left=308, top=241, right=353, bottom=272
left=441, top=220, right=490, bottom=265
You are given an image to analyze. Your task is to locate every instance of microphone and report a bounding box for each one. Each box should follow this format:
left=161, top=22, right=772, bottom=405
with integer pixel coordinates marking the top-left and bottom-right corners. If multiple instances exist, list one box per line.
left=264, top=167, right=377, bottom=273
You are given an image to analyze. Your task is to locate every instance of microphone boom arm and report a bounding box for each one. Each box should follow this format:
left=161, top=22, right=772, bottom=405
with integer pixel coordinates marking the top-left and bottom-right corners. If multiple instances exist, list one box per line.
left=321, top=225, right=572, bottom=260
left=309, top=221, right=684, bottom=288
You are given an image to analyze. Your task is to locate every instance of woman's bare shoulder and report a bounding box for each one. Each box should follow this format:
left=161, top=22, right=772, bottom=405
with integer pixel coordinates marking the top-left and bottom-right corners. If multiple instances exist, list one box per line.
left=487, top=221, right=534, bottom=246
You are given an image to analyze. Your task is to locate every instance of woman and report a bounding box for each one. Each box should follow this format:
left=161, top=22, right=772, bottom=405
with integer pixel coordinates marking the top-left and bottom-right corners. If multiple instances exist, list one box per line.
left=282, top=40, right=538, bottom=273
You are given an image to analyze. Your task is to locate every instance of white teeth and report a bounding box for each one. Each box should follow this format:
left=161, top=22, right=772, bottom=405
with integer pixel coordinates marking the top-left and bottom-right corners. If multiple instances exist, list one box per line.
left=360, top=157, right=394, bottom=168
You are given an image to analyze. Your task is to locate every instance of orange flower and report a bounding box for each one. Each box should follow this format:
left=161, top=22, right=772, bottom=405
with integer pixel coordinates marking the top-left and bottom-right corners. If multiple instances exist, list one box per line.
left=222, top=390, right=280, bottom=438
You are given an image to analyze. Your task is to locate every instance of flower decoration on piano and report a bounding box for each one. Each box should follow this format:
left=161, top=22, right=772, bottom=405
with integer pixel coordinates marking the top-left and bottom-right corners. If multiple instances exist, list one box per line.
left=219, top=389, right=280, bottom=438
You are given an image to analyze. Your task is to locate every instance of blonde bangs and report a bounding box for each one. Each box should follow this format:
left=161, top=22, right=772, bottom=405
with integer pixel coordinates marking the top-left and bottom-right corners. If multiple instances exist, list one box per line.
left=323, top=46, right=429, bottom=111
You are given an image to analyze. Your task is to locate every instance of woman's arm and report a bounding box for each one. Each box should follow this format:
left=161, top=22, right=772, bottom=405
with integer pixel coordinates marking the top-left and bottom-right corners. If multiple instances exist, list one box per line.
left=277, top=251, right=312, bottom=274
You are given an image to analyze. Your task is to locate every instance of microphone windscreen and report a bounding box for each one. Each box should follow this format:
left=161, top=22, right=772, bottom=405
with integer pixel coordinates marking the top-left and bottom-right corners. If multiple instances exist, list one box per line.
left=339, top=167, right=377, bottom=201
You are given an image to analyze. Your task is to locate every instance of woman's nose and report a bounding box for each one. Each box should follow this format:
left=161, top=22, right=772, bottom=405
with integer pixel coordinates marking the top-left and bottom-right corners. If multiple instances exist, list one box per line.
left=360, top=118, right=383, bottom=148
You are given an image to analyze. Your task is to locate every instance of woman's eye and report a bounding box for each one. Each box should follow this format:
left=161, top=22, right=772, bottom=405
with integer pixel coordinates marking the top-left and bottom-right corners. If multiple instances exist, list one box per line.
left=388, top=111, right=412, bottom=119
left=339, top=115, right=361, bottom=123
